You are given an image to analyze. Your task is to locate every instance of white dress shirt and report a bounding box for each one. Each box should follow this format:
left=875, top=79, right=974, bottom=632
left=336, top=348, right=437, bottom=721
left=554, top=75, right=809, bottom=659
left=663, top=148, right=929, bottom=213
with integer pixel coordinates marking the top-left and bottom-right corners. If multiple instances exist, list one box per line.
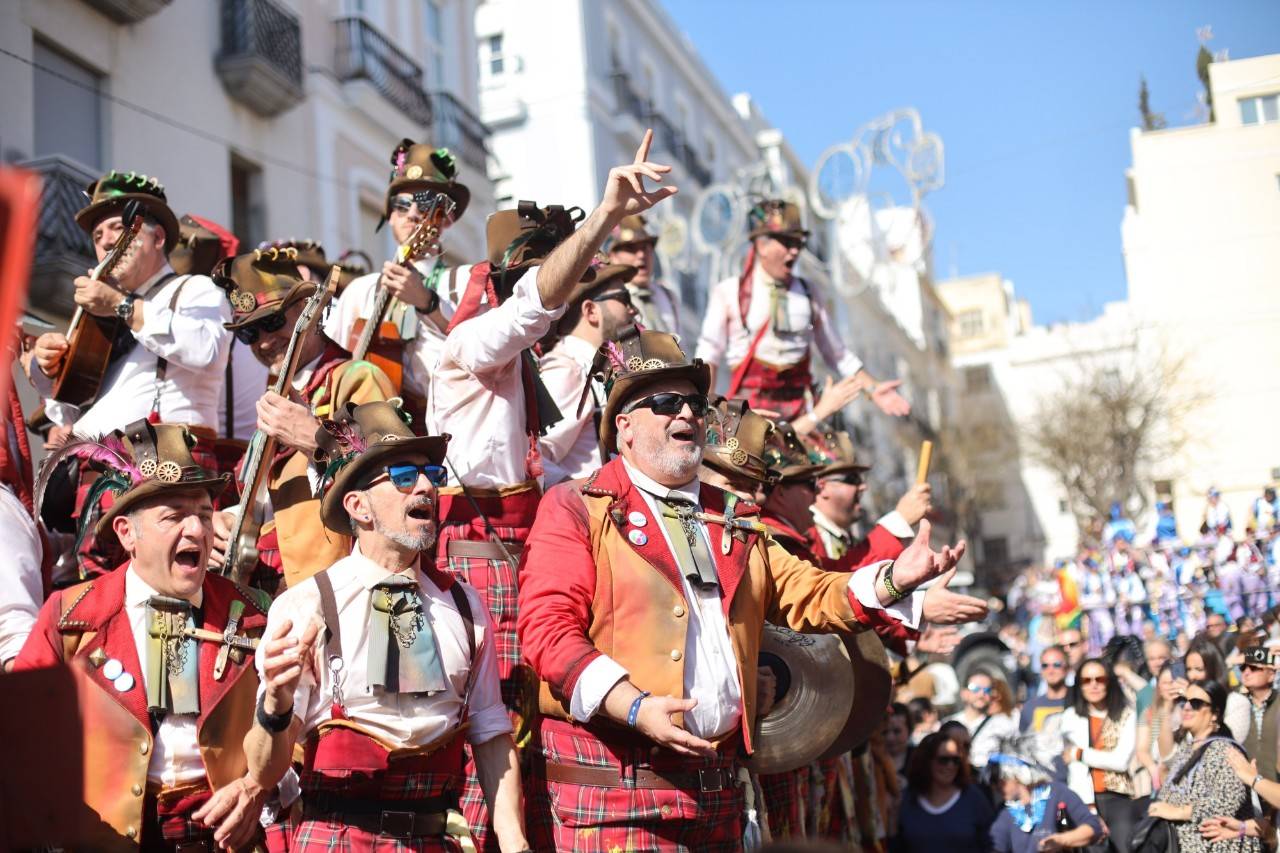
left=430, top=265, right=564, bottom=489
left=0, top=485, right=42, bottom=665
left=257, top=544, right=511, bottom=747
left=944, top=708, right=1019, bottom=769
left=570, top=459, right=924, bottom=739
left=217, top=339, right=271, bottom=442
left=628, top=280, right=681, bottom=336
left=810, top=506, right=914, bottom=558
left=323, top=259, right=460, bottom=399
left=123, top=567, right=206, bottom=786
left=40, top=266, right=232, bottom=437
left=695, top=265, right=862, bottom=375
left=538, top=334, right=603, bottom=486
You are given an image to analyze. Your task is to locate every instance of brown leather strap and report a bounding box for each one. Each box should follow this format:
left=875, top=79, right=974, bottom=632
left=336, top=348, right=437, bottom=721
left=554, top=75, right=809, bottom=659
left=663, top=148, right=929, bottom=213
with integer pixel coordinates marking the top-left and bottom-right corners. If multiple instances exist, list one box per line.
left=445, top=539, right=523, bottom=561
left=540, top=760, right=737, bottom=792
left=301, top=803, right=448, bottom=838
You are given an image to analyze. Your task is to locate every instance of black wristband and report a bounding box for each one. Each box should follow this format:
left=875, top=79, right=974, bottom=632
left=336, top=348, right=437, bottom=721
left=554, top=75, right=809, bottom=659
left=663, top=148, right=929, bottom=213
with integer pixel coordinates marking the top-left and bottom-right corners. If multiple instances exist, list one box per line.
left=423, top=288, right=440, bottom=314
left=256, top=693, right=293, bottom=733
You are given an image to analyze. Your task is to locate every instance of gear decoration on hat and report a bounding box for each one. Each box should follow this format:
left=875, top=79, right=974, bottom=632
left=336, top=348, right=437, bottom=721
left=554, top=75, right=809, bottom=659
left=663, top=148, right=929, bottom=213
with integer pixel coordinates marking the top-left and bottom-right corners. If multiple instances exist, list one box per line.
left=138, top=458, right=158, bottom=478
left=627, top=357, right=644, bottom=372
left=406, top=165, right=423, bottom=180
left=726, top=437, right=741, bottom=451
left=642, top=358, right=666, bottom=370
left=229, top=289, right=258, bottom=313
left=155, top=460, right=182, bottom=483
left=731, top=449, right=749, bottom=466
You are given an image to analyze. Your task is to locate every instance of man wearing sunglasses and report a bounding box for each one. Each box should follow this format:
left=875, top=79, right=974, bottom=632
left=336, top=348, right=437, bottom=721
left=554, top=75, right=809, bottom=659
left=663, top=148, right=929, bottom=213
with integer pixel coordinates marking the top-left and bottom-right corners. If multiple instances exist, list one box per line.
left=325, top=140, right=470, bottom=409
left=694, top=198, right=910, bottom=421
left=211, top=248, right=393, bottom=588
left=945, top=671, right=1018, bottom=770
left=1239, top=646, right=1278, bottom=784
left=538, top=261, right=640, bottom=486
left=247, top=400, right=529, bottom=852
left=1020, top=645, right=1071, bottom=733
left=518, top=327, right=983, bottom=850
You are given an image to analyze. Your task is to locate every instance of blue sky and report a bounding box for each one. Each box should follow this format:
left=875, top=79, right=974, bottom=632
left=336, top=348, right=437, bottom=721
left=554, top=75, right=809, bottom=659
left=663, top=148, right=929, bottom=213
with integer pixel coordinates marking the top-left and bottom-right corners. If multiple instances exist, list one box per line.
left=659, top=0, right=1280, bottom=324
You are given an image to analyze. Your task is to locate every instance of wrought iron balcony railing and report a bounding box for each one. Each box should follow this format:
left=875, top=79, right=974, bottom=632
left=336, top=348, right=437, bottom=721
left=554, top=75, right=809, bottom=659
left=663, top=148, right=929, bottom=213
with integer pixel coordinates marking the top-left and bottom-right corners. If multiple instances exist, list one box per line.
left=610, top=69, right=712, bottom=185
left=430, top=91, right=490, bottom=173
left=23, top=155, right=99, bottom=319
left=216, top=0, right=304, bottom=117
left=610, top=70, right=647, bottom=124
left=335, top=17, right=433, bottom=126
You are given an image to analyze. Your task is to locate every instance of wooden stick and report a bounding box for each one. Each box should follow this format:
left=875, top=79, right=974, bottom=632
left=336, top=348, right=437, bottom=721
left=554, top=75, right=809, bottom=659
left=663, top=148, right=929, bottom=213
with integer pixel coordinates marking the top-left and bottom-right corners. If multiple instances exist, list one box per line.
left=916, top=440, right=933, bottom=484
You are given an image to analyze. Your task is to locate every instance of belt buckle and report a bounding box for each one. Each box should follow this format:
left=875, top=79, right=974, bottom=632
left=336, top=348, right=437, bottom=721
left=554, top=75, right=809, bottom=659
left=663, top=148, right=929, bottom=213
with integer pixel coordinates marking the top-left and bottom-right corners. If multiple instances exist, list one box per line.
left=380, top=809, right=416, bottom=839
left=697, top=767, right=726, bottom=793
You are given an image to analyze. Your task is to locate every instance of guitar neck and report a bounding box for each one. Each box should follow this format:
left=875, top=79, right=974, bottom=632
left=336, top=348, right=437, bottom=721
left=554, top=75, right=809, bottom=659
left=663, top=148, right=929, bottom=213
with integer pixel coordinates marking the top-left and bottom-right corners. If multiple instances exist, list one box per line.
left=352, top=282, right=393, bottom=362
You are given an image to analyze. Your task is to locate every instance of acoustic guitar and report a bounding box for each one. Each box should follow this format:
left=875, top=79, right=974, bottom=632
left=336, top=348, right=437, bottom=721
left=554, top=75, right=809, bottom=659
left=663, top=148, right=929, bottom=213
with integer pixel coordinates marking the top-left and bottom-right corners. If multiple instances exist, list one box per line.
left=50, top=200, right=146, bottom=408
left=218, top=265, right=338, bottom=586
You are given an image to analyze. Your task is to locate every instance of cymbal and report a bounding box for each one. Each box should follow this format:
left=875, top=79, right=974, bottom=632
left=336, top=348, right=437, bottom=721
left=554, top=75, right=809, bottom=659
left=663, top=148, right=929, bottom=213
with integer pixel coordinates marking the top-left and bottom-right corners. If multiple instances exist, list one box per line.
left=818, top=629, right=891, bottom=760
left=745, top=623, right=853, bottom=775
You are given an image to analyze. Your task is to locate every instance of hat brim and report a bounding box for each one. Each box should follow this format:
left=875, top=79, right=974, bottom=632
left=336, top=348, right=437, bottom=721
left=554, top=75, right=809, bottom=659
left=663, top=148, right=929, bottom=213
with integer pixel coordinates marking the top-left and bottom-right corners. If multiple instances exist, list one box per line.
left=598, top=361, right=712, bottom=455
left=320, top=436, right=451, bottom=533
left=702, top=448, right=775, bottom=485
left=777, top=463, right=825, bottom=483
left=223, top=281, right=316, bottom=330
left=611, top=235, right=659, bottom=250
left=749, top=227, right=811, bottom=241
left=386, top=179, right=471, bottom=221
left=95, top=475, right=231, bottom=539
left=818, top=461, right=871, bottom=478
left=76, top=194, right=181, bottom=254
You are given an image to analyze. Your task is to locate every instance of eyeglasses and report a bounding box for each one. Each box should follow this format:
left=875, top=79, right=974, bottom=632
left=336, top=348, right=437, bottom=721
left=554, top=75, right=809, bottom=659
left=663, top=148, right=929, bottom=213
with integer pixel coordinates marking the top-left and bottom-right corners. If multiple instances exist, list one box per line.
left=371, top=462, right=449, bottom=492
left=824, top=473, right=865, bottom=487
left=1079, top=676, right=1108, bottom=686
left=232, top=309, right=288, bottom=344
left=1041, top=661, right=1066, bottom=670
left=390, top=192, right=457, bottom=225
left=622, top=392, right=709, bottom=418
left=966, top=684, right=993, bottom=695
left=768, top=234, right=807, bottom=252
left=1242, top=664, right=1273, bottom=673
left=1173, top=696, right=1211, bottom=711
left=591, top=289, right=634, bottom=308
left=933, top=755, right=962, bottom=767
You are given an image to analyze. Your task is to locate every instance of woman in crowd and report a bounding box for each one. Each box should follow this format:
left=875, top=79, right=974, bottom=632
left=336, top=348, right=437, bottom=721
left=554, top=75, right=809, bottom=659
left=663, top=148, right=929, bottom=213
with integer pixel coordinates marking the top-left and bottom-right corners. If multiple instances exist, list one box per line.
left=988, top=734, right=1101, bottom=852
left=891, top=730, right=995, bottom=853
left=1173, top=639, right=1251, bottom=743
left=1195, top=747, right=1280, bottom=846
left=1135, top=660, right=1179, bottom=789
left=884, top=702, right=914, bottom=790
left=1058, top=657, right=1140, bottom=852
left=908, top=696, right=938, bottom=746
left=1147, top=679, right=1262, bottom=852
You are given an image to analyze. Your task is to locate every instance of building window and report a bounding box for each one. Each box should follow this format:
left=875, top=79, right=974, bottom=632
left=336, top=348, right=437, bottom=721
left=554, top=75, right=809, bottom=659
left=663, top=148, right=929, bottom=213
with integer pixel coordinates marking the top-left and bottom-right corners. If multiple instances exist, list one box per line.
left=981, top=537, right=1009, bottom=567
left=957, top=308, right=984, bottom=338
left=1239, top=93, right=1280, bottom=125
left=426, top=0, right=442, bottom=43
left=230, top=155, right=265, bottom=251
left=963, top=365, right=991, bottom=392
left=487, top=33, right=504, bottom=75
left=422, top=0, right=446, bottom=88
left=33, top=39, right=103, bottom=169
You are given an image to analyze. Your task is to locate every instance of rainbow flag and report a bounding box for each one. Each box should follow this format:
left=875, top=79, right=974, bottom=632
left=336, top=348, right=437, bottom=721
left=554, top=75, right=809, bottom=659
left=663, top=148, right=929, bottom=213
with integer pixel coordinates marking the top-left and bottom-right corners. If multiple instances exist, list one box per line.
left=1055, top=566, right=1082, bottom=629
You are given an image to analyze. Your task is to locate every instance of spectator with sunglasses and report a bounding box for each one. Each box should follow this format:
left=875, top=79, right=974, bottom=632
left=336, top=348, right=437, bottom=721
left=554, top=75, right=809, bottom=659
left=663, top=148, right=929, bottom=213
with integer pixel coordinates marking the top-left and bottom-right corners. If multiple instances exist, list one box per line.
left=1237, top=646, right=1278, bottom=784
left=1021, top=645, right=1072, bottom=733
left=892, top=731, right=996, bottom=853
left=210, top=248, right=394, bottom=590
left=1059, top=657, right=1140, bottom=851
left=537, top=262, right=640, bottom=486
left=946, top=670, right=1020, bottom=770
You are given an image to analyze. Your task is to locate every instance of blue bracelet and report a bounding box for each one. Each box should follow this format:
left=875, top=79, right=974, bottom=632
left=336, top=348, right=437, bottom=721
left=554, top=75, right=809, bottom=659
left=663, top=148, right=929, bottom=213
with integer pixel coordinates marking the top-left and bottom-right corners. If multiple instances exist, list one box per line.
left=627, top=691, right=651, bottom=728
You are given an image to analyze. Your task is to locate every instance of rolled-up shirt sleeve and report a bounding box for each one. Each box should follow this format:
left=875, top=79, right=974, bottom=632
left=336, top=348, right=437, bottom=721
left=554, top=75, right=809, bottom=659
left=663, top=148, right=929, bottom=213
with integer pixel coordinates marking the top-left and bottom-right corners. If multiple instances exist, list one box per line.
left=136, top=275, right=232, bottom=371
left=569, top=655, right=629, bottom=722
left=847, top=561, right=923, bottom=630
left=446, top=266, right=564, bottom=376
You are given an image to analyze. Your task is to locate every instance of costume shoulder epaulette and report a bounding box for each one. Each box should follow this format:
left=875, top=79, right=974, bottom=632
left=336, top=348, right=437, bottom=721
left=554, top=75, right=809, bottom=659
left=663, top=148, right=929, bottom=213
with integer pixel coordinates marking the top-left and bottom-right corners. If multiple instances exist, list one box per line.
left=232, top=580, right=272, bottom=615
left=55, top=580, right=96, bottom=632
left=580, top=470, right=616, bottom=499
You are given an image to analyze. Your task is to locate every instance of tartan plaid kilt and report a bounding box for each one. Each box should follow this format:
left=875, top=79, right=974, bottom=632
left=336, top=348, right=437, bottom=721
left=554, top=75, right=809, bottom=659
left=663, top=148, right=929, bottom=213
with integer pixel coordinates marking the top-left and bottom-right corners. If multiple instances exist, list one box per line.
left=814, top=754, right=854, bottom=841
left=140, top=785, right=216, bottom=852
left=758, top=767, right=809, bottom=841
left=525, top=718, right=745, bottom=853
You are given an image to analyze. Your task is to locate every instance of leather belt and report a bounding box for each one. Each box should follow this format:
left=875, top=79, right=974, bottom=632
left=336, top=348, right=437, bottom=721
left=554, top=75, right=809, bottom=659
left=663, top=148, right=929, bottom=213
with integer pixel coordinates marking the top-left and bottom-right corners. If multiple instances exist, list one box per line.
left=541, top=761, right=738, bottom=793
left=446, top=539, right=523, bottom=561
left=302, top=802, right=449, bottom=839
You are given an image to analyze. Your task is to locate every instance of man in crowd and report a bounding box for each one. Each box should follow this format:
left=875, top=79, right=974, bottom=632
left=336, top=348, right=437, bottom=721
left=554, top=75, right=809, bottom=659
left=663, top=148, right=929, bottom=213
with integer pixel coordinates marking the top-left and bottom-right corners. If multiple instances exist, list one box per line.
left=1135, top=637, right=1171, bottom=718
left=695, top=198, right=909, bottom=420
left=27, top=171, right=231, bottom=439
left=946, top=670, right=1018, bottom=771
left=1206, top=610, right=1229, bottom=640
left=1020, top=645, right=1070, bottom=732
left=245, top=400, right=528, bottom=851
left=1059, top=626, right=1087, bottom=672
left=605, top=214, right=681, bottom=334
left=16, top=422, right=270, bottom=851
left=210, top=247, right=394, bottom=589
left=537, top=260, right=638, bottom=485
left=1239, top=646, right=1278, bottom=784
left=519, top=321, right=984, bottom=848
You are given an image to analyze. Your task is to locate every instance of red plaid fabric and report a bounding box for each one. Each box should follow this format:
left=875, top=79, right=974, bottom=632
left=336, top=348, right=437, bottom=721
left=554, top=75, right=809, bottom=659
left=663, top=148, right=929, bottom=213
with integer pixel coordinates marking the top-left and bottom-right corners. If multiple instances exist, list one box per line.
left=139, top=785, right=216, bottom=852
left=525, top=718, right=745, bottom=852
left=814, top=754, right=854, bottom=841
left=733, top=355, right=812, bottom=421
left=758, top=767, right=809, bottom=841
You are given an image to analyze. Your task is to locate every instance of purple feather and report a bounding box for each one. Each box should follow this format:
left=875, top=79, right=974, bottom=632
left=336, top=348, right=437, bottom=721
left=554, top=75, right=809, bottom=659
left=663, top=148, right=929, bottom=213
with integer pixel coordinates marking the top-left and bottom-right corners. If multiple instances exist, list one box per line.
left=33, top=433, right=141, bottom=523
left=603, top=341, right=628, bottom=372
left=320, top=418, right=367, bottom=454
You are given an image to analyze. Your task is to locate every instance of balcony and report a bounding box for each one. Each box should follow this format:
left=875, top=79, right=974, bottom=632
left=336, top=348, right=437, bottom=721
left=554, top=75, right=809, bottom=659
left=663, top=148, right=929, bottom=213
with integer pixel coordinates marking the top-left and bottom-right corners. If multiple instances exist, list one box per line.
left=335, top=17, right=432, bottom=126
left=430, top=91, right=490, bottom=174
left=610, top=69, right=713, bottom=186
left=610, top=70, right=647, bottom=123
left=23, top=155, right=99, bottom=321
left=80, top=0, right=171, bottom=24
left=215, top=0, right=304, bottom=117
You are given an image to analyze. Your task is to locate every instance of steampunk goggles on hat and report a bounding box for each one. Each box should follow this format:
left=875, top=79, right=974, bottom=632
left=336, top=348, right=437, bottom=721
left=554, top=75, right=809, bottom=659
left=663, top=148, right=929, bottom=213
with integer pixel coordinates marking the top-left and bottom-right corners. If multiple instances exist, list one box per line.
left=389, top=190, right=458, bottom=226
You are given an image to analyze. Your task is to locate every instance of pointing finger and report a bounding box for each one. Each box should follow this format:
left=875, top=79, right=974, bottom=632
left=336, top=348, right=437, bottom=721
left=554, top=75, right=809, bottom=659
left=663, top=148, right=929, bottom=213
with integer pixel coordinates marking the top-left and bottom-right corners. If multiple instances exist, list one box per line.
left=635, top=128, right=654, bottom=164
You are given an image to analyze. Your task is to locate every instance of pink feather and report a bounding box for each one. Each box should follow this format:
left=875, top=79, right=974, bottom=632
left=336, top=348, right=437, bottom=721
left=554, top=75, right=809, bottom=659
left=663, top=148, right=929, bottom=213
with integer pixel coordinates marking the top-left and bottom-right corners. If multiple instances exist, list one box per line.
left=33, top=433, right=142, bottom=522
left=603, top=341, right=628, bottom=373
left=320, top=418, right=367, bottom=454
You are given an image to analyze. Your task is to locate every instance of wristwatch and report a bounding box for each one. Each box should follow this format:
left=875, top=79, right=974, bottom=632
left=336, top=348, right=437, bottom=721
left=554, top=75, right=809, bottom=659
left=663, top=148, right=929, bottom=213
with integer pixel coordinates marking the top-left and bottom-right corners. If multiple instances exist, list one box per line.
left=255, top=694, right=294, bottom=733
left=115, top=292, right=136, bottom=322
left=1251, top=772, right=1264, bottom=789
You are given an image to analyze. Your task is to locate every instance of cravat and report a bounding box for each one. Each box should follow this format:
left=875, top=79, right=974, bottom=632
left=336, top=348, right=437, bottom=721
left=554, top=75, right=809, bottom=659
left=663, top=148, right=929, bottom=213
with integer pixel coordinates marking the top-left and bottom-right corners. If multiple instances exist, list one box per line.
left=368, top=575, right=448, bottom=694
left=145, top=596, right=200, bottom=715
left=829, top=531, right=849, bottom=561
left=658, top=495, right=719, bottom=589
left=768, top=280, right=792, bottom=334
left=631, top=288, right=664, bottom=332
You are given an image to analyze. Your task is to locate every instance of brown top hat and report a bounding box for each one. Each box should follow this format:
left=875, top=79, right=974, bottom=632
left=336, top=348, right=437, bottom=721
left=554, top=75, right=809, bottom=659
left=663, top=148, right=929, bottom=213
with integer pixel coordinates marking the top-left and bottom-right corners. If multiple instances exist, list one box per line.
left=169, top=214, right=237, bottom=277
left=215, top=247, right=317, bottom=330
left=259, top=238, right=329, bottom=281
left=561, top=260, right=637, bottom=312
left=385, top=139, right=470, bottom=220
left=703, top=398, right=778, bottom=485
left=76, top=170, right=181, bottom=251
left=747, top=199, right=810, bottom=241
left=334, top=249, right=373, bottom=294
left=606, top=214, right=659, bottom=251
left=763, top=421, right=825, bottom=483
left=486, top=201, right=584, bottom=278
left=806, top=427, right=871, bottom=479
left=95, top=420, right=230, bottom=538
left=314, top=399, right=451, bottom=533
left=594, top=330, right=711, bottom=455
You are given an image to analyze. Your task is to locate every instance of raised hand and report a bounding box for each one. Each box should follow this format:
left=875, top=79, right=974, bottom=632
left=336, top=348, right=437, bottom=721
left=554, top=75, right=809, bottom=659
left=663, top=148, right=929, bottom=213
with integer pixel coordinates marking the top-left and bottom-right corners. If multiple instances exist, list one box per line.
left=922, top=569, right=988, bottom=625
left=895, top=483, right=933, bottom=526
left=891, top=519, right=967, bottom=593
left=915, top=624, right=961, bottom=655
left=73, top=274, right=125, bottom=318
left=871, top=379, right=911, bottom=417
left=600, top=129, right=678, bottom=221
left=380, top=261, right=432, bottom=311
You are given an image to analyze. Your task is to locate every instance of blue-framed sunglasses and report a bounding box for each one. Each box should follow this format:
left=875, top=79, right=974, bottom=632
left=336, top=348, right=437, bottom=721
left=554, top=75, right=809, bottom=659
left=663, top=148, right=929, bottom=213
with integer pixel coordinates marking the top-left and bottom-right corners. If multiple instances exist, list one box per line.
left=375, top=462, right=449, bottom=492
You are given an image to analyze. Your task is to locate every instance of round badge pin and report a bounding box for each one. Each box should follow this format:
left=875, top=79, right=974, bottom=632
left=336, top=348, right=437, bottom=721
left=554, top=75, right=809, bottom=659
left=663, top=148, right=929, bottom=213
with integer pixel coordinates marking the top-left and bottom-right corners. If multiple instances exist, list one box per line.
left=114, top=673, right=135, bottom=693
left=628, top=529, right=648, bottom=546
left=628, top=511, right=648, bottom=528
left=102, top=658, right=124, bottom=681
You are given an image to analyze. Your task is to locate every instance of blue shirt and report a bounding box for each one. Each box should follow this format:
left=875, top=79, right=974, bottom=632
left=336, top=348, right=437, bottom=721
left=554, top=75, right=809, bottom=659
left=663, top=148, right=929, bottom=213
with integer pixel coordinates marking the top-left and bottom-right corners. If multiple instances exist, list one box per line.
left=989, top=781, right=1101, bottom=853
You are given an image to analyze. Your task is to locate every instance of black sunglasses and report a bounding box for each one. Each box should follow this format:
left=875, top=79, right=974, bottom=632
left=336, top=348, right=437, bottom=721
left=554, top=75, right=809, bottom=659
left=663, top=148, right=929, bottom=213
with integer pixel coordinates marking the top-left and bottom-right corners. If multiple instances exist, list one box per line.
left=233, top=309, right=288, bottom=344
left=622, top=392, right=709, bottom=418
left=370, top=462, right=449, bottom=493
left=933, top=755, right=962, bottom=767
left=1173, top=696, right=1211, bottom=711
left=591, top=289, right=633, bottom=308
